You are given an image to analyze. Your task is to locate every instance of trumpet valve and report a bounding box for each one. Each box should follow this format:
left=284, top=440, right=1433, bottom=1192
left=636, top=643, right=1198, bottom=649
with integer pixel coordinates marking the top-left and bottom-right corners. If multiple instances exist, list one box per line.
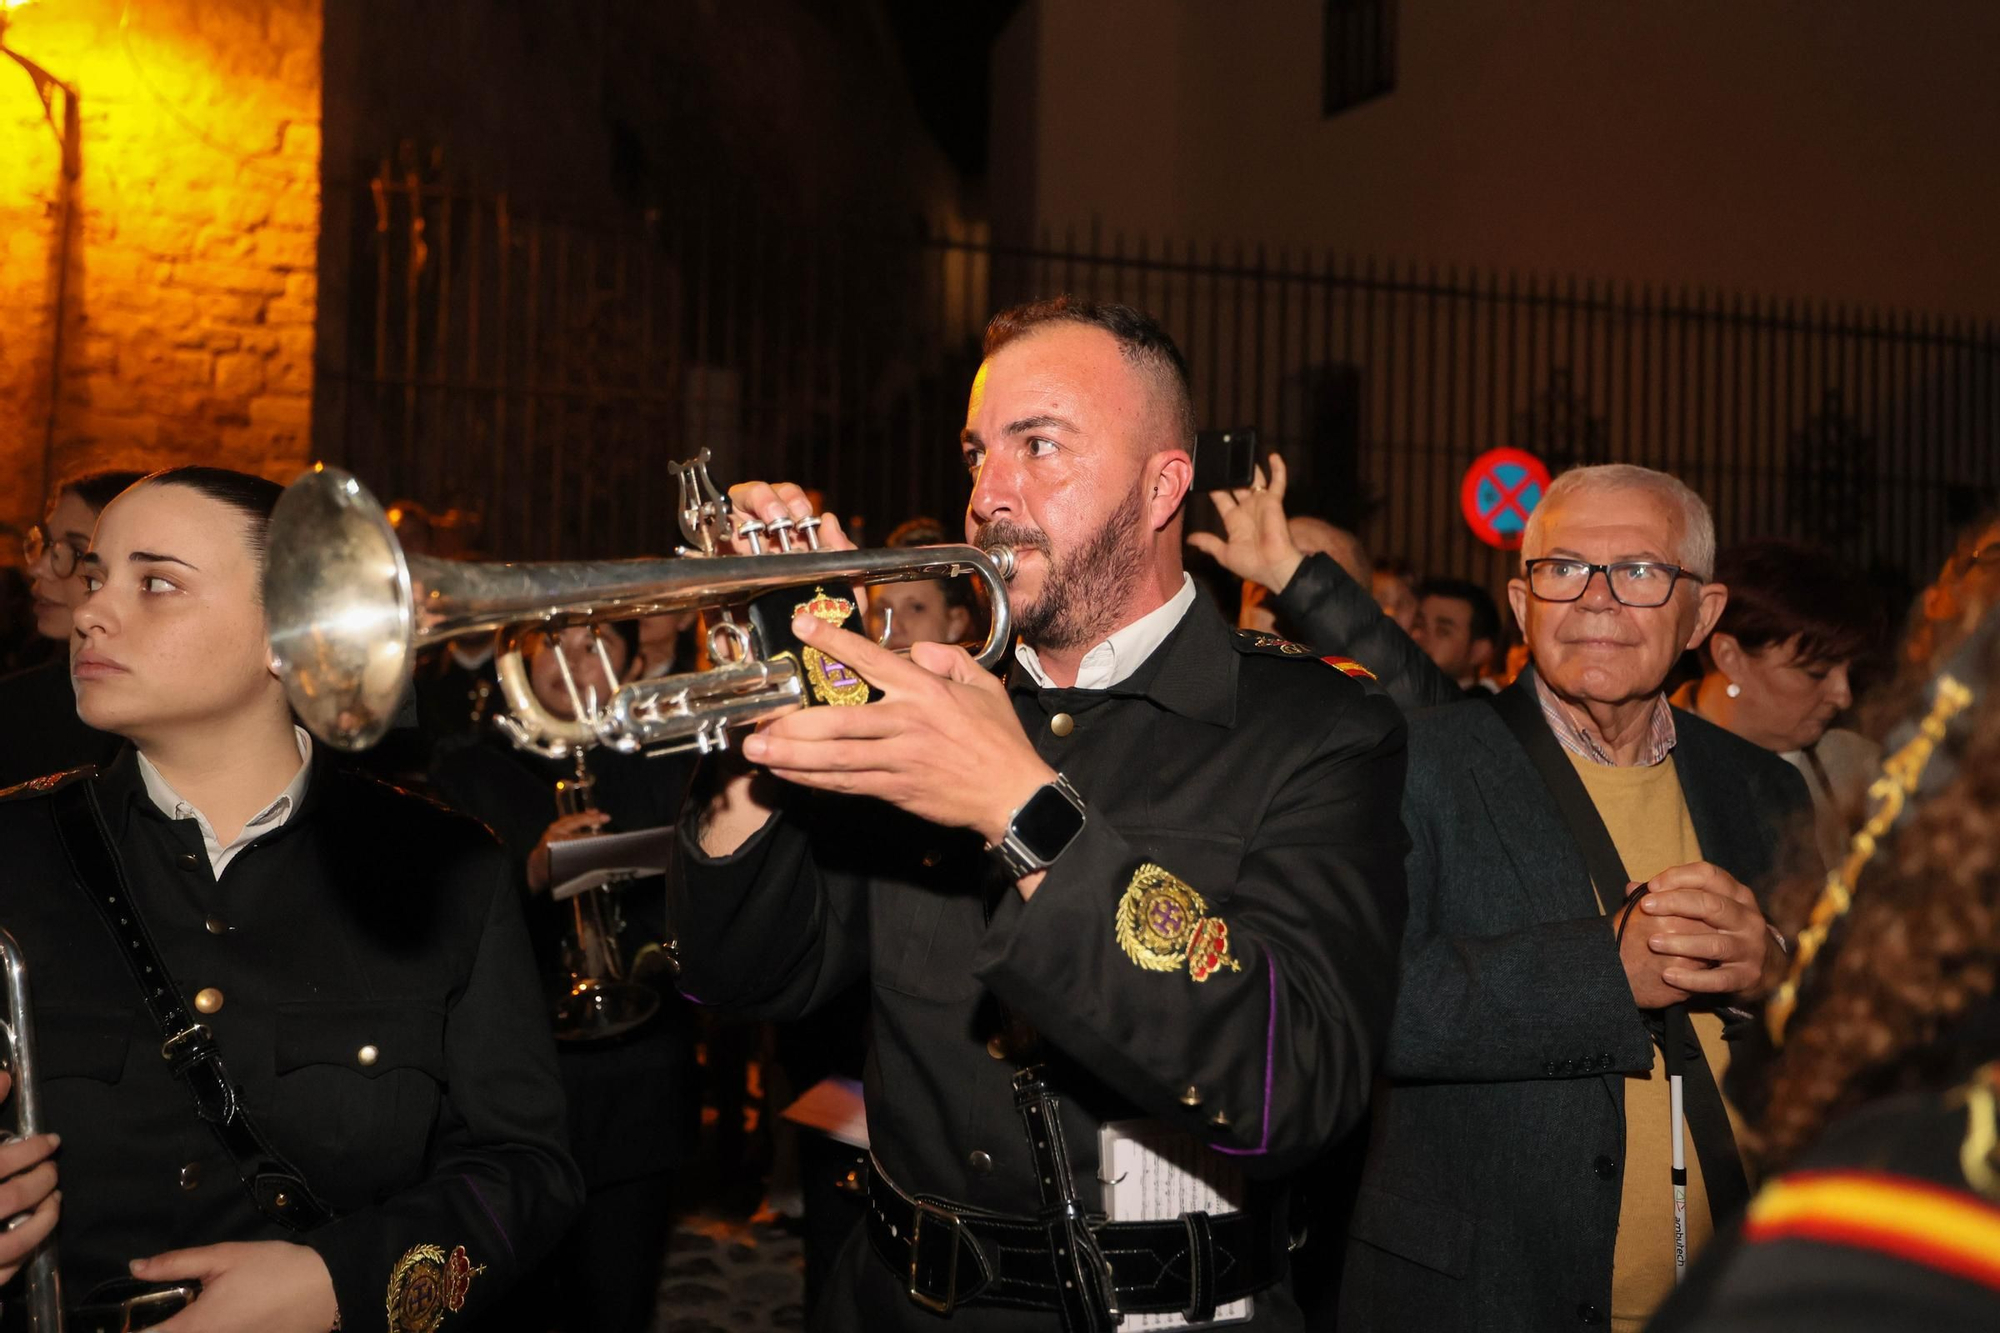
left=766, top=515, right=797, bottom=552
left=736, top=517, right=767, bottom=555
left=796, top=514, right=823, bottom=550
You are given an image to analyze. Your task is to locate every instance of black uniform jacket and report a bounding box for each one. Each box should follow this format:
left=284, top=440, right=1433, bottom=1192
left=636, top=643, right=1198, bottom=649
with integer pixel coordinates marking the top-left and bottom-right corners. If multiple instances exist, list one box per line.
left=1272, top=554, right=1465, bottom=714
left=674, top=589, right=1410, bottom=1329
left=0, top=745, right=582, bottom=1330
left=0, top=654, right=120, bottom=788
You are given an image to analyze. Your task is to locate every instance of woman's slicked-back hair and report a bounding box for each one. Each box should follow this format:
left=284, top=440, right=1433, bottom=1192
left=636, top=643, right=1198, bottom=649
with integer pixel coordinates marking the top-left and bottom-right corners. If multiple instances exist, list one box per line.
left=137, top=466, right=287, bottom=563
left=1710, top=539, right=1885, bottom=669
left=60, top=470, right=147, bottom=515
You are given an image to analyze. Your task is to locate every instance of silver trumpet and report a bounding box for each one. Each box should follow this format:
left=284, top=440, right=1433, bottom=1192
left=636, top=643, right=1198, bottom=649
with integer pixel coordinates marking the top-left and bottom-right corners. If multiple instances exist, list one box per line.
left=264, top=456, right=1014, bottom=756
left=0, top=927, right=62, bottom=1332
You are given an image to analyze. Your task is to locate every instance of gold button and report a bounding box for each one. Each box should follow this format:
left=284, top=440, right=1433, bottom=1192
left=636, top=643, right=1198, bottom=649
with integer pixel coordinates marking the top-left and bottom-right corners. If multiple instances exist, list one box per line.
left=176, top=851, right=202, bottom=872
left=920, top=849, right=943, bottom=868
left=1049, top=713, right=1074, bottom=737
left=357, top=1044, right=380, bottom=1067
left=1179, top=1085, right=1202, bottom=1108
left=1208, top=1110, right=1231, bottom=1129
left=178, top=1162, right=201, bottom=1191
left=967, top=1150, right=993, bottom=1174
left=986, top=1034, right=1009, bottom=1061
left=273, top=1191, right=289, bottom=1209
left=193, top=988, right=224, bottom=1015
left=205, top=917, right=230, bottom=935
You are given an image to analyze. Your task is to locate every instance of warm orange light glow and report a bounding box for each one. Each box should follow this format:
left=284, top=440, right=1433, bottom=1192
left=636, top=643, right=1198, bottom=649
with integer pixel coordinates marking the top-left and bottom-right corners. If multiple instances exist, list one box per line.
left=1, top=0, right=38, bottom=16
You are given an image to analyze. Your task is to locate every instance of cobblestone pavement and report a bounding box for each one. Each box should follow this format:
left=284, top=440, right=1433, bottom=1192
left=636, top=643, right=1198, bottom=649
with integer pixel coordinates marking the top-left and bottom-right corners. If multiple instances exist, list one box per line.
left=654, top=1214, right=807, bottom=1333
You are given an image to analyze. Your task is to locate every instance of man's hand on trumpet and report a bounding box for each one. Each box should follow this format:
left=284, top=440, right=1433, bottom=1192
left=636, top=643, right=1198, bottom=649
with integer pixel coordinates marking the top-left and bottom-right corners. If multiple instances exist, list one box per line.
left=739, top=614, right=1056, bottom=893
left=0, top=1071, right=61, bottom=1286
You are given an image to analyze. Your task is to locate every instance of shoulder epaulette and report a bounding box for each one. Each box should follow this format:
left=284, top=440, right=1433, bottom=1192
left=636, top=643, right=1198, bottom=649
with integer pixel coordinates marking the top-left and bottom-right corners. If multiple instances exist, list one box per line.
left=1743, top=1167, right=2000, bottom=1292
left=0, top=767, right=94, bottom=803
left=1230, top=630, right=1380, bottom=680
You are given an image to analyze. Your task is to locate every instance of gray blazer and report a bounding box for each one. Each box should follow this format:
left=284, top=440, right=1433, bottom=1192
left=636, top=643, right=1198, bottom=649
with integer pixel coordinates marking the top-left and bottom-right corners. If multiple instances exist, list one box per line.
left=1338, top=681, right=1812, bottom=1332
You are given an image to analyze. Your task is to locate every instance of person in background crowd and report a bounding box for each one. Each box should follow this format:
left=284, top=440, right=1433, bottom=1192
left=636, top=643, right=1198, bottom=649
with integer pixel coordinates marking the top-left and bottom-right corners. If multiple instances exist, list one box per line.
left=1338, top=464, right=1809, bottom=1333
left=0, top=465, right=579, bottom=1331
left=636, top=608, right=698, bottom=679
left=431, top=622, right=699, bottom=1333
left=0, top=469, right=146, bottom=786
left=1189, top=455, right=1464, bottom=712
left=864, top=516, right=986, bottom=651
left=1647, top=597, right=2000, bottom=1333
left=1372, top=556, right=1419, bottom=632
left=1907, top=514, right=2000, bottom=666
left=1232, top=512, right=1371, bottom=636
left=1410, top=576, right=1503, bottom=695
left=1672, top=540, right=1884, bottom=869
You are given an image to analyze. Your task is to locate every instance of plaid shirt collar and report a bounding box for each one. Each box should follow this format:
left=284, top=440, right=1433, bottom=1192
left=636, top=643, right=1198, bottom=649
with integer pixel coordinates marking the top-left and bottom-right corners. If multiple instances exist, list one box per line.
left=1532, top=669, right=1678, bottom=767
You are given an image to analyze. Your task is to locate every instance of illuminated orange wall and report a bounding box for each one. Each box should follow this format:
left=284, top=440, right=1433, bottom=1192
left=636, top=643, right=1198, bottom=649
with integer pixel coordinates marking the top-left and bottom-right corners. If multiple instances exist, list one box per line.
left=0, top=0, right=320, bottom=534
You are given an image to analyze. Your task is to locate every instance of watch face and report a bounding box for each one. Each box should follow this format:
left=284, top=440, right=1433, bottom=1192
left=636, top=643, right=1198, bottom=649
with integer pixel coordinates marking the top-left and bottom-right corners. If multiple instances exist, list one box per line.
left=1013, top=783, right=1085, bottom=860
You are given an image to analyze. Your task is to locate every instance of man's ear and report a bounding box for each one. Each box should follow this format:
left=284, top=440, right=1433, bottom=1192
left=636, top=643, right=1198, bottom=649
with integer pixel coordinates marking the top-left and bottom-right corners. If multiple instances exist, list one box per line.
left=944, top=605, right=972, bottom=644
left=1687, top=581, right=1729, bottom=650
left=1469, top=637, right=1496, bottom=673
left=1148, top=450, right=1194, bottom=531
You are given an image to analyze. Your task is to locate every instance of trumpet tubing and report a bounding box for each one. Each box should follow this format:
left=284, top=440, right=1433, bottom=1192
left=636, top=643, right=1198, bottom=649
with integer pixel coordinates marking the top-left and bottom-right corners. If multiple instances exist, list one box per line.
left=0, top=928, right=63, bottom=1331
left=264, top=467, right=1014, bottom=755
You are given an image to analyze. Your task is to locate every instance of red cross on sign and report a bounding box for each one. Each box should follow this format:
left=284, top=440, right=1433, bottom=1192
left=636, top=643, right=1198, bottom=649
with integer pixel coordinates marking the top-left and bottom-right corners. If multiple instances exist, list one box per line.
left=1460, top=448, right=1552, bottom=550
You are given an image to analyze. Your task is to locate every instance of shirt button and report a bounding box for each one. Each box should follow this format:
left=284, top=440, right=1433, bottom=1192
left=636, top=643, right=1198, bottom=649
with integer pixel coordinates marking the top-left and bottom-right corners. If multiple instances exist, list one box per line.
left=179, top=1162, right=201, bottom=1191
left=967, top=1150, right=993, bottom=1175
left=205, top=917, right=231, bottom=936
left=357, top=1044, right=380, bottom=1067
left=1049, top=713, right=1074, bottom=737
left=1593, top=1155, right=1616, bottom=1180
left=193, top=988, right=224, bottom=1015
left=176, top=851, right=202, bottom=872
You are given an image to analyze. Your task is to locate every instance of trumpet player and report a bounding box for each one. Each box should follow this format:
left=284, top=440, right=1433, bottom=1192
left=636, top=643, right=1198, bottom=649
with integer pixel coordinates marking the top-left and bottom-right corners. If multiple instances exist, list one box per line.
left=0, top=467, right=580, bottom=1333
left=676, top=298, right=1411, bottom=1332
left=431, top=622, right=700, bottom=1333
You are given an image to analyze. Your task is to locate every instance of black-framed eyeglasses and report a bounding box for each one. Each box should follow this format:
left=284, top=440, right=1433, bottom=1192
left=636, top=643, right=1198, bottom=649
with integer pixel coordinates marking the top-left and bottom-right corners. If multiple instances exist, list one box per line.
left=22, top=525, right=80, bottom=578
left=1523, top=558, right=1699, bottom=608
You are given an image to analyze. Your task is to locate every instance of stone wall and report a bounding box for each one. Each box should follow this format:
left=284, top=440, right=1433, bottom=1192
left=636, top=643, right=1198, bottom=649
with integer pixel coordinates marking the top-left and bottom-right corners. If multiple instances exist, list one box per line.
left=0, top=0, right=321, bottom=535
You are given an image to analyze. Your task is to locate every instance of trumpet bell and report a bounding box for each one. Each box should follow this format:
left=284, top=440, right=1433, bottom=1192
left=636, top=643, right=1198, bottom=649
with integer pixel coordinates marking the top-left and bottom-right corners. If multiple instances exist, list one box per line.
left=264, top=467, right=417, bottom=751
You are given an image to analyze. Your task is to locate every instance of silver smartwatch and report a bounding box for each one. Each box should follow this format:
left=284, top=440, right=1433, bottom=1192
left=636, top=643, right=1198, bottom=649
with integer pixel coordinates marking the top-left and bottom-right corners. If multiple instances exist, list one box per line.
left=988, top=774, right=1087, bottom=880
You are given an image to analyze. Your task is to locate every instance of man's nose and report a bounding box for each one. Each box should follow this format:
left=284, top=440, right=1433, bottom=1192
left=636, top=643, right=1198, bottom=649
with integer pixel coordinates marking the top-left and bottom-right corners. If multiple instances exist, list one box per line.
left=1575, top=569, right=1622, bottom=610
left=968, top=451, right=1021, bottom=526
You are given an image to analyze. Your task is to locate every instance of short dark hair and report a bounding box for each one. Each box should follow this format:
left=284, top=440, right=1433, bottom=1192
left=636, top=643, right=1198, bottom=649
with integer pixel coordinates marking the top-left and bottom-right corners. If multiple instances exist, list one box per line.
left=1711, top=540, right=1883, bottom=669
left=60, top=470, right=146, bottom=514
left=1416, top=576, right=1501, bottom=646
left=137, top=466, right=287, bottom=562
left=982, top=296, right=1197, bottom=452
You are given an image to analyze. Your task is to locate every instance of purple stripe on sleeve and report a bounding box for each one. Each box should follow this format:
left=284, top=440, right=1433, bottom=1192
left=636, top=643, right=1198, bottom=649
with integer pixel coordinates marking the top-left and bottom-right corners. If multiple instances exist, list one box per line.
left=1213, top=950, right=1277, bottom=1157
left=679, top=991, right=709, bottom=1005
left=460, top=1173, right=515, bottom=1261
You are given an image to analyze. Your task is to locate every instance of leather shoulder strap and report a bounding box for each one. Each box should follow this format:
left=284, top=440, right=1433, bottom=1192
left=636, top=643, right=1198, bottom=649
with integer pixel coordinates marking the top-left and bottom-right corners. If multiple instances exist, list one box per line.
left=1487, top=681, right=1630, bottom=904
left=47, top=778, right=334, bottom=1231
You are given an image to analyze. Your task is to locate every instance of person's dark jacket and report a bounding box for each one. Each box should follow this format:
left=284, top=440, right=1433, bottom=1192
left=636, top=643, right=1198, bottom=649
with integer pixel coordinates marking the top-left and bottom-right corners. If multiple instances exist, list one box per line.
left=1273, top=553, right=1465, bottom=712
left=674, top=590, right=1411, bottom=1332
left=1338, top=678, right=1813, bottom=1332
left=0, top=745, right=582, bottom=1331
left=0, top=653, right=120, bottom=787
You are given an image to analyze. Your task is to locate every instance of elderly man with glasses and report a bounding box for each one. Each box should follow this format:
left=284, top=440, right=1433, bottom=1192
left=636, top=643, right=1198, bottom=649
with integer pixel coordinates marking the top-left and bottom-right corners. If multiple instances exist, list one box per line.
left=1325, top=464, right=1812, bottom=1333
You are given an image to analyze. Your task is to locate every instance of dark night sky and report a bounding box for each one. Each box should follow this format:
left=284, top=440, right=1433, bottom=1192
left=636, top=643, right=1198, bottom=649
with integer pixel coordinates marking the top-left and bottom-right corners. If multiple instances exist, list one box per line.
left=881, top=0, right=1023, bottom=178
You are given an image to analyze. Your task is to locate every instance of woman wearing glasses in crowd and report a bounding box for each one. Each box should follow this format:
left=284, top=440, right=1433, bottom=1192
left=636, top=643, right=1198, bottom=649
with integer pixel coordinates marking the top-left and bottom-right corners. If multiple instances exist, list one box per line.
left=1672, top=540, right=1885, bottom=868
left=0, top=466, right=578, bottom=1333
left=0, top=470, right=145, bottom=786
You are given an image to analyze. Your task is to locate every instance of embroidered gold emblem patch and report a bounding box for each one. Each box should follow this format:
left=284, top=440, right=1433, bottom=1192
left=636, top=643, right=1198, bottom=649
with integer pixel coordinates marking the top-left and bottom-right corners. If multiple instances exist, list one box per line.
left=388, top=1243, right=484, bottom=1333
left=794, top=587, right=870, bottom=706
left=1116, top=863, right=1241, bottom=981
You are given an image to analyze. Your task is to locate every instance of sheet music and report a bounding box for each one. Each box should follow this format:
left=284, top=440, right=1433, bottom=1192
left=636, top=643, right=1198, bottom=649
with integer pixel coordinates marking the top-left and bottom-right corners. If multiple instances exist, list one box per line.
left=1098, top=1119, right=1254, bottom=1328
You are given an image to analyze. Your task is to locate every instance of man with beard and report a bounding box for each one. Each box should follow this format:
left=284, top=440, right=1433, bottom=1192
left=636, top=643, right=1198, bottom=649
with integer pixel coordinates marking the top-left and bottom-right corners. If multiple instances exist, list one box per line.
left=672, top=297, right=1409, bottom=1332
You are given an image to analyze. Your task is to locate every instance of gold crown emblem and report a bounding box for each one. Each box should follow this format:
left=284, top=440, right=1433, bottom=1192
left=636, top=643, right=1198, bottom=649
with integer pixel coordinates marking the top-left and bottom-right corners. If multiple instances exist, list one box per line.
left=798, top=587, right=856, bottom=626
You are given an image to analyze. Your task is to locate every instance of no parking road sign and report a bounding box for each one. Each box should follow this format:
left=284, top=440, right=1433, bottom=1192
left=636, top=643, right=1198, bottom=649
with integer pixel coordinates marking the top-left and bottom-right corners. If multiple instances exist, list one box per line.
left=1460, top=447, right=1551, bottom=550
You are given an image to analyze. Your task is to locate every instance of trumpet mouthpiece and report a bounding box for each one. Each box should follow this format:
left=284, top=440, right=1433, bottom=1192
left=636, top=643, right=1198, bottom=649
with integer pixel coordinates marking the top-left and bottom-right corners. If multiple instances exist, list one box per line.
left=986, top=545, right=1018, bottom=581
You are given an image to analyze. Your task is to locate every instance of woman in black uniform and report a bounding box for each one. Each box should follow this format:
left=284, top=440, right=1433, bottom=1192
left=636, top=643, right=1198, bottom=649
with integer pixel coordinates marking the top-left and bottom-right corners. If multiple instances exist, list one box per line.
left=0, top=469, right=144, bottom=786
left=430, top=624, right=699, bottom=1333
left=0, top=466, right=580, bottom=1333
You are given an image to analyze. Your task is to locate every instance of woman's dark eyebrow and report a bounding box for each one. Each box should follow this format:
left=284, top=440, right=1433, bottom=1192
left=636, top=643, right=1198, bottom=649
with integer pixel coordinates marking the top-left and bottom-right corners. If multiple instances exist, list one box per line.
left=129, top=550, right=200, bottom=570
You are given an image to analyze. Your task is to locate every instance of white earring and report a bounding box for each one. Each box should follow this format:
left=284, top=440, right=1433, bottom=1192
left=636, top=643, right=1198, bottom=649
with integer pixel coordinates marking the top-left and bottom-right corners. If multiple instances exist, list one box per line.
left=1725, top=681, right=1741, bottom=699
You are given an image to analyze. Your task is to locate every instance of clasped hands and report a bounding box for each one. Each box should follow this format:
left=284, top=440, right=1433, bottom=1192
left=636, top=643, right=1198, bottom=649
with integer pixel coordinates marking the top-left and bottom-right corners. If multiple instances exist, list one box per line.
left=1615, top=860, right=1785, bottom=1008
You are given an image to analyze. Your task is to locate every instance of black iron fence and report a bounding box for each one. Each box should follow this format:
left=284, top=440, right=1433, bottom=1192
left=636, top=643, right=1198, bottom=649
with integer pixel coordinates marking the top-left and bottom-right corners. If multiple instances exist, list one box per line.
left=320, top=166, right=2000, bottom=596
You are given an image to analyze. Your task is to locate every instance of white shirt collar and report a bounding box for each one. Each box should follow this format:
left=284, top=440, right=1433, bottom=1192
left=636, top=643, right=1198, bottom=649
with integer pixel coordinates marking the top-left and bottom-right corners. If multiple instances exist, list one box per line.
left=1013, top=574, right=1197, bottom=691
left=138, top=726, right=314, bottom=878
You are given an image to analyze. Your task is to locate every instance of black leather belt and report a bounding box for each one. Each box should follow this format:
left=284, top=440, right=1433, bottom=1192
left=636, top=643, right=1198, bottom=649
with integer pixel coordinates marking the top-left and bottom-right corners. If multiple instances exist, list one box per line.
left=865, top=1156, right=1288, bottom=1322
